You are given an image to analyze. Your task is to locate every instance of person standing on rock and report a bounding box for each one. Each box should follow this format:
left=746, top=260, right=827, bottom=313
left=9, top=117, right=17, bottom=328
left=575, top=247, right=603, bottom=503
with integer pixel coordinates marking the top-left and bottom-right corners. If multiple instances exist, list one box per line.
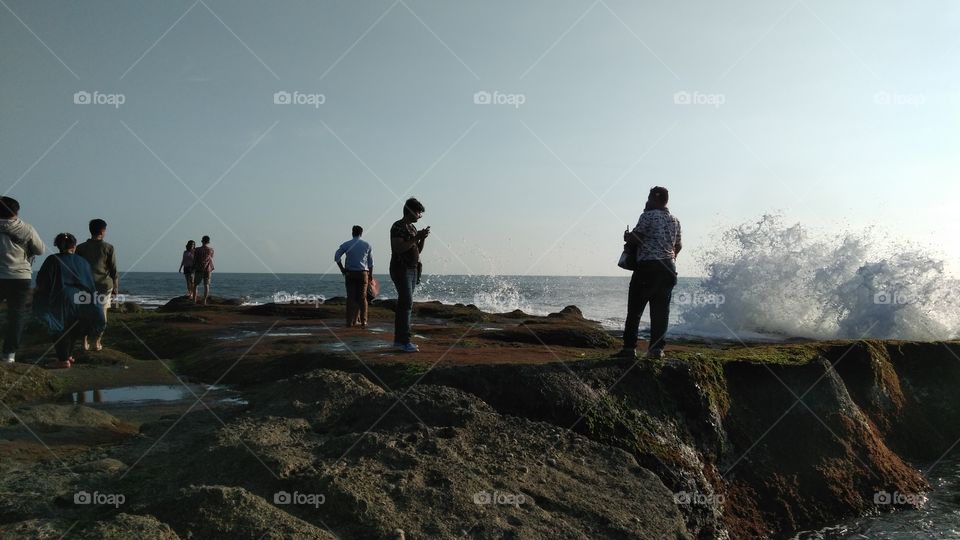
left=178, top=240, right=197, bottom=301
left=390, top=198, right=428, bottom=353
left=76, top=219, right=118, bottom=352
left=335, top=225, right=374, bottom=328
left=619, top=186, right=681, bottom=360
left=193, top=236, right=215, bottom=305
left=34, top=233, right=105, bottom=369
left=0, top=197, right=45, bottom=364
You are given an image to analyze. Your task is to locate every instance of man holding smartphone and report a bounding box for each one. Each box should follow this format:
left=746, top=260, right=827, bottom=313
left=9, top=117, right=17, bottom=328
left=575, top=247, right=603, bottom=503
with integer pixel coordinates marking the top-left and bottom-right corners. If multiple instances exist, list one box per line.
left=389, top=197, right=428, bottom=353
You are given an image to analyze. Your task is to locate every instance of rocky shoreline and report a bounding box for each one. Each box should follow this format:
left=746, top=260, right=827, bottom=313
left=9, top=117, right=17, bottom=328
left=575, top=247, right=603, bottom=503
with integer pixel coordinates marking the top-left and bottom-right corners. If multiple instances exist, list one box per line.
left=0, top=297, right=956, bottom=538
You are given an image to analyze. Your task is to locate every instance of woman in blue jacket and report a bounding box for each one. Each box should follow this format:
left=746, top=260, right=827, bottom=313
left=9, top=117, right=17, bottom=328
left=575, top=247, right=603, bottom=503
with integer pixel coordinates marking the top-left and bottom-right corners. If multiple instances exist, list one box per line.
left=33, top=233, right=106, bottom=368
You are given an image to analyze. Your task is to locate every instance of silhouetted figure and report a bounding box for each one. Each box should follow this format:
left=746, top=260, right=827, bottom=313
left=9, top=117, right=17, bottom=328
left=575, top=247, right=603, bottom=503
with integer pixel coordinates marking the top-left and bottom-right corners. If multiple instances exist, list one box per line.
left=34, top=233, right=105, bottom=369
left=194, top=236, right=215, bottom=305
left=179, top=240, right=197, bottom=301
left=76, top=218, right=118, bottom=351
left=620, top=186, right=682, bottom=359
left=390, top=198, right=429, bottom=353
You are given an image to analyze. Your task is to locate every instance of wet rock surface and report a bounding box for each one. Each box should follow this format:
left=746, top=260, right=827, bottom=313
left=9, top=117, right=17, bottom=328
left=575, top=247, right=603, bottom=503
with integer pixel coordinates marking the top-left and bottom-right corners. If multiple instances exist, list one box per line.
left=2, top=301, right=958, bottom=538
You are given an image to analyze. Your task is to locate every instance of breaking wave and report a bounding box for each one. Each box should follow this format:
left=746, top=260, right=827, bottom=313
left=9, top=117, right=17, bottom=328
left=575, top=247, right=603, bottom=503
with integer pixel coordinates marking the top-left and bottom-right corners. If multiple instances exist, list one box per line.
left=681, top=215, right=960, bottom=340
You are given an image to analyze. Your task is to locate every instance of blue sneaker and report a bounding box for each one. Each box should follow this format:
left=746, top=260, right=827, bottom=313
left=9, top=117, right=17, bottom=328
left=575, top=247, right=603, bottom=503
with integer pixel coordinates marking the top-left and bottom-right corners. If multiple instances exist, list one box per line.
left=399, top=343, right=419, bottom=353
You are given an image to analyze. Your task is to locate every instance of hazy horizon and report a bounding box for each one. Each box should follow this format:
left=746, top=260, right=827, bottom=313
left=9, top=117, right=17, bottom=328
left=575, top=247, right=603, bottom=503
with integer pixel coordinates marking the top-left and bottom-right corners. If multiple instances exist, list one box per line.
left=3, top=1, right=957, bottom=277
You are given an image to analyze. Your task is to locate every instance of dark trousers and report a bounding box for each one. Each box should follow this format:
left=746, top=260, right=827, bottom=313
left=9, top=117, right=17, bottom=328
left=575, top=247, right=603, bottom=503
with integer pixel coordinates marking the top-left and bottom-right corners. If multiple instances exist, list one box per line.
left=0, top=279, right=31, bottom=355
left=623, top=260, right=677, bottom=352
left=391, top=267, right=418, bottom=344
left=344, top=271, right=370, bottom=326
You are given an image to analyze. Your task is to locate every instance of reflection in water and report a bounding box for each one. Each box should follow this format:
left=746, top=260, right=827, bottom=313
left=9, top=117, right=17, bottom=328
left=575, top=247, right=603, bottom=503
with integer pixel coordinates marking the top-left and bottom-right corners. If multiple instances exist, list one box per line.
left=64, top=384, right=247, bottom=406
left=75, top=389, right=103, bottom=404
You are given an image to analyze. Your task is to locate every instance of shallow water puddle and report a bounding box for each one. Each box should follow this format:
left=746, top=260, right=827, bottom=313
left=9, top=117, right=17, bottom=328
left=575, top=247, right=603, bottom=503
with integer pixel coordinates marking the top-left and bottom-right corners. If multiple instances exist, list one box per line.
left=66, top=384, right=247, bottom=407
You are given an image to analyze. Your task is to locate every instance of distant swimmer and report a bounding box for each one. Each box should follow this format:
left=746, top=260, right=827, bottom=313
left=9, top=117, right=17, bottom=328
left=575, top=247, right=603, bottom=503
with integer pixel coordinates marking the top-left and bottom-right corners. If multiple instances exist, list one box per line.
left=618, top=186, right=682, bottom=360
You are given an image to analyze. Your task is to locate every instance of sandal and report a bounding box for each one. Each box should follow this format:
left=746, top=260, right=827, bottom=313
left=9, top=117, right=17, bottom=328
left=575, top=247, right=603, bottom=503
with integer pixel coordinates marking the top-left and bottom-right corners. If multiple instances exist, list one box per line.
left=50, top=360, right=71, bottom=369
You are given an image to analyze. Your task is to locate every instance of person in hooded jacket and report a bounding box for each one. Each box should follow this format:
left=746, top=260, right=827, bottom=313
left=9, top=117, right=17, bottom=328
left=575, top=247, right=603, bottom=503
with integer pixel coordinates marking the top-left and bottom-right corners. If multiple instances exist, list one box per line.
left=0, top=196, right=45, bottom=364
left=33, top=233, right=105, bottom=369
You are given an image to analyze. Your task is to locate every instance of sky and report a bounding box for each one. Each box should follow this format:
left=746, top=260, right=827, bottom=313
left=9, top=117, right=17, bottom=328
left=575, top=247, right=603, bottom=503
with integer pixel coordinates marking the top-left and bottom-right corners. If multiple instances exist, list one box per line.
left=1, top=0, right=957, bottom=277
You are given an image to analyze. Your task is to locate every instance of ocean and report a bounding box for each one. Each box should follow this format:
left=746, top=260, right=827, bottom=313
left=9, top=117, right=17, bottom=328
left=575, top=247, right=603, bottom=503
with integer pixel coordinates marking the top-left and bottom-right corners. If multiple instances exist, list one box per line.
left=116, top=261, right=960, bottom=342
left=116, top=271, right=703, bottom=332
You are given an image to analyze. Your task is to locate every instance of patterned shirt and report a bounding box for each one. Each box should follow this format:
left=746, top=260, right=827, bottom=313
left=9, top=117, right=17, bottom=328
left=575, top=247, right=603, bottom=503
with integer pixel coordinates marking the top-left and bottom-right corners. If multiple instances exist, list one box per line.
left=194, top=245, right=215, bottom=272
left=632, top=209, right=681, bottom=261
left=390, top=219, right=419, bottom=269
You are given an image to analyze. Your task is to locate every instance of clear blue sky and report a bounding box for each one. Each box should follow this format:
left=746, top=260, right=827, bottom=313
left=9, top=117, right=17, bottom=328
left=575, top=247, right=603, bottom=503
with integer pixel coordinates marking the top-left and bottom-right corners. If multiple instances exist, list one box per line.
left=2, top=0, right=957, bottom=277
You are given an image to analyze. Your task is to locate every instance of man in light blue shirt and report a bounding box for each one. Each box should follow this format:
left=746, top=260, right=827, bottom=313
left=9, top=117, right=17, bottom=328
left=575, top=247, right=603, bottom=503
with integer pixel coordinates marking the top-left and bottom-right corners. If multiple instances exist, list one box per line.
left=335, top=225, right=373, bottom=328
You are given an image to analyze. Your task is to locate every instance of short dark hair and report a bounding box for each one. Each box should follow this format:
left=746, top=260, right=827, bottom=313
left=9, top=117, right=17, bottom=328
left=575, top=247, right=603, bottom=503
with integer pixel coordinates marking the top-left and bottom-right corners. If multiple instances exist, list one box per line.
left=89, top=218, right=107, bottom=236
left=186, top=240, right=195, bottom=250
left=352, top=225, right=363, bottom=237
left=54, top=232, right=77, bottom=251
left=0, top=197, right=20, bottom=219
left=648, top=186, right=669, bottom=205
left=201, top=235, right=210, bottom=244
left=403, top=197, right=425, bottom=218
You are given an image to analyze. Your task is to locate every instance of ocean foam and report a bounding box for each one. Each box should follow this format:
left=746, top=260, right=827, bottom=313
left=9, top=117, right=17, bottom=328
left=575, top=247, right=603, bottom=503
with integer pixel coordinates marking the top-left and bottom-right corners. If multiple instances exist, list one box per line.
left=682, top=215, right=960, bottom=340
